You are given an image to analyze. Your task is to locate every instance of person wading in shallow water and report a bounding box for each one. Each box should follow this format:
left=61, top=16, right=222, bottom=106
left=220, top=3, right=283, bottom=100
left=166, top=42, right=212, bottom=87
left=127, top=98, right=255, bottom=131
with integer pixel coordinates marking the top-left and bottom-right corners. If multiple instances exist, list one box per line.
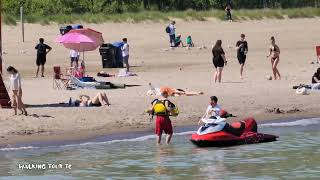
left=147, top=89, right=179, bottom=145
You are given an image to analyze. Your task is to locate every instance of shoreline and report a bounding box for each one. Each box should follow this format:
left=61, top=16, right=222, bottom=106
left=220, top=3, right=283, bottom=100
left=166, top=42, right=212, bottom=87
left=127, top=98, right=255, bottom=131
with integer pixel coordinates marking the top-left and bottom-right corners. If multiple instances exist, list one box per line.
left=1, top=112, right=319, bottom=149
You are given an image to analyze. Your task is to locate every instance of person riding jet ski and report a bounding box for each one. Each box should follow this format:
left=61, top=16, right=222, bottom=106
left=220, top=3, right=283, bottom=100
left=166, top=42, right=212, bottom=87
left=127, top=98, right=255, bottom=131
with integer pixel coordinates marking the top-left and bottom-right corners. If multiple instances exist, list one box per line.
left=197, top=96, right=238, bottom=135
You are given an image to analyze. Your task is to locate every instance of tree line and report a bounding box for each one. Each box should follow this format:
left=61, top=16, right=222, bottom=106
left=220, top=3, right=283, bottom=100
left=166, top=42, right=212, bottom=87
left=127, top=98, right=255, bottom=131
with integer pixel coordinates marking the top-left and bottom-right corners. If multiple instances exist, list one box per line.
left=3, top=0, right=320, bottom=16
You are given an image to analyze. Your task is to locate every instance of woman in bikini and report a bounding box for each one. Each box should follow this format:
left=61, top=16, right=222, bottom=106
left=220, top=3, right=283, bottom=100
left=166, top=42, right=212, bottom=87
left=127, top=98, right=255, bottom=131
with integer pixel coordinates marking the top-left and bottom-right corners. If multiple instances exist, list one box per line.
left=74, top=92, right=110, bottom=107
left=267, top=36, right=281, bottom=80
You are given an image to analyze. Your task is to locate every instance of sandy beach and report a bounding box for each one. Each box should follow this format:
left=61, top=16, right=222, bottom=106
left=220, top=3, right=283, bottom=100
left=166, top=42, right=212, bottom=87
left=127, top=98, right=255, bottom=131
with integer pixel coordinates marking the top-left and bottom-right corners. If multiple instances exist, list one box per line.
left=0, top=18, right=320, bottom=146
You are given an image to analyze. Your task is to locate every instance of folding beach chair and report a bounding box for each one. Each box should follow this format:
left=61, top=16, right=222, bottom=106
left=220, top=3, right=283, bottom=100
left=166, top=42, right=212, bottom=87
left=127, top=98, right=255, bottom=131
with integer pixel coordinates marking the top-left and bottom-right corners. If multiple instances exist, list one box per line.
left=53, top=66, right=70, bottom=89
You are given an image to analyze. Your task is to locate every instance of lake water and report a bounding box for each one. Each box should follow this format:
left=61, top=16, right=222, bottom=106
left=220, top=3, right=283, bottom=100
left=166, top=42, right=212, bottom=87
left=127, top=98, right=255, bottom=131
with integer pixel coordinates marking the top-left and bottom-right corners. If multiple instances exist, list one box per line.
left=0, top=118, right=319, bottom=180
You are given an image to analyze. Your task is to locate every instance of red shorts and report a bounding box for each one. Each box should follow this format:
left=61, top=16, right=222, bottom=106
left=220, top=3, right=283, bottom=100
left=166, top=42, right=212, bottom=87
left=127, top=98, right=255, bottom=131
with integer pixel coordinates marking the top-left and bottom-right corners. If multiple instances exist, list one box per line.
left=155, top=116, right=173, bottom=136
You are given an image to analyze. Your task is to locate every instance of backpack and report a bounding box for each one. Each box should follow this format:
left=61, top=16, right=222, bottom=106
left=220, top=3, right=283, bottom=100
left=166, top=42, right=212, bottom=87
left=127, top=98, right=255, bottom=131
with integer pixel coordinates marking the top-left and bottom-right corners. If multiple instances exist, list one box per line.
left=165, top=26, right=171, bottom=33
left=151, top=99, right=178, bottom=116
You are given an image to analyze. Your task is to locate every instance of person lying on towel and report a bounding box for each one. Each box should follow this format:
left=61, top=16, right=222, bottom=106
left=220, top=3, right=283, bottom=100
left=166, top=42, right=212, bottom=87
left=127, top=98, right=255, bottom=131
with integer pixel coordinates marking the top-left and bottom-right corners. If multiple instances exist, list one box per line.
left=70, top=92, right=111, bottom=107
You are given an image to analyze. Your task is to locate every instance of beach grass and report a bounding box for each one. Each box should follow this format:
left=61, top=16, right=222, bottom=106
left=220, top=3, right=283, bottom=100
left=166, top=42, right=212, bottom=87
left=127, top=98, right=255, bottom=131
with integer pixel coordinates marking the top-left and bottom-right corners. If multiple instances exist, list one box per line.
left=3, top=7, right=320, bottom=25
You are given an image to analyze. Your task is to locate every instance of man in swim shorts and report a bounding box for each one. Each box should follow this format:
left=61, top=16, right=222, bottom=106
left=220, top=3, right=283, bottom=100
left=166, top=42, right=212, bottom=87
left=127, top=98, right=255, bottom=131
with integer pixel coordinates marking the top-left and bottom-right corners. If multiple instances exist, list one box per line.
left=236, top=34, right=248, bottom=79
left=147, top=89, right=176, bottom=145
left=35, top=38, right=52, bottom=77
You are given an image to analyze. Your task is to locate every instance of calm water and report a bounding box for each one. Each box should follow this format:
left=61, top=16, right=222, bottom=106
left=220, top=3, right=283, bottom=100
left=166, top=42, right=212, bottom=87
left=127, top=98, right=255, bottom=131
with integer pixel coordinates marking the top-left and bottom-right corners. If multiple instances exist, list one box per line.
left=0, top=118, right=319, bottom=180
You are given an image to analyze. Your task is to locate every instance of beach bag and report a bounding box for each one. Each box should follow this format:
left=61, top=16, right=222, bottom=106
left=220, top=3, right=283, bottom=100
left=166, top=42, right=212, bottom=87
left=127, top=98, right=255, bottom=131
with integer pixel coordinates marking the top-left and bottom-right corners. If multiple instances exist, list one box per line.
left=165, top=26, right=170, bottom=33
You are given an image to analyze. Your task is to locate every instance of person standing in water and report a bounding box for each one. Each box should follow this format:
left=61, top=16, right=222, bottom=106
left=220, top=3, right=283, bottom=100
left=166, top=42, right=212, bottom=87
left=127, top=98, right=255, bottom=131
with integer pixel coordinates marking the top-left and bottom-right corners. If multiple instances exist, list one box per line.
left=35, top=38, right=52, bottom=77
left=212, top=40, right=227, bottom=83
left=267, top=36, right=281, bottom=80
left=236, top=34, right=248, bottom=79
left=7, top=66, right=27, bottom=116
left=147, top=89, right=178, bottom=145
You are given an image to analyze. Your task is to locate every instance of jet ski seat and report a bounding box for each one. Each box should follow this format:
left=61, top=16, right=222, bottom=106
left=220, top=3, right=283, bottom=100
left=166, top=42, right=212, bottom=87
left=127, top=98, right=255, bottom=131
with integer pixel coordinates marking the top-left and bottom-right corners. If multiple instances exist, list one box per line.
left=223, top=122, right=245, bottom=137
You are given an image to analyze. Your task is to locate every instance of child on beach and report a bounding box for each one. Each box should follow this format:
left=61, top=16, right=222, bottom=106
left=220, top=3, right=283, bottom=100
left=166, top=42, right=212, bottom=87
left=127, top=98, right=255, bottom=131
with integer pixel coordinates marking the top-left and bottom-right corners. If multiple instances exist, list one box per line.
left=35, top=38, right=52, bottom=77
left=267, top=36, right=281, bottom=80
left=172, top=35, right=184, bottom=47
left=7, top=66, right=27, bottom=116
left=147, top=89, right=178, bottom=145
left=186, top=36, right=194, bottom=47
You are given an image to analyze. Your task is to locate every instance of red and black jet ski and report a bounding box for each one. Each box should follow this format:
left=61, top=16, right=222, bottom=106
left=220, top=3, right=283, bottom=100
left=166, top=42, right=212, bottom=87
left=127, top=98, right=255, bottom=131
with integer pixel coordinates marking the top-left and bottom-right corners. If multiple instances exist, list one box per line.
left=191, top=117, right=278, bottom=147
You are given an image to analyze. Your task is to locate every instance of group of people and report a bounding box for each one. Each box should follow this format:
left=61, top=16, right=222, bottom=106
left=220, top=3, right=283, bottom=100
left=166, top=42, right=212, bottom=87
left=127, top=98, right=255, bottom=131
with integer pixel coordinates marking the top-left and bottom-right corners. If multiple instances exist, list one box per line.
left=34, top=36, right=131, bottom=78
left=211, top=35, right=281, bottom=82
left=5, top=36, right=132, bottom=115
left=146, top=88, right=221, bottom=145
left=166, top=21, right=194, bottom=48
left=166, top=21, right=281, bottom=82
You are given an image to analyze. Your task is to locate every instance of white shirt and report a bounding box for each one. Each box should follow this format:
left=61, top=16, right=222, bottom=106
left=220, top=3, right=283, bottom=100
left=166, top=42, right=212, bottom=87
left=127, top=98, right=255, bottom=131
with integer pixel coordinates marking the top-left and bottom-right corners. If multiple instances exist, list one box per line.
left=204, top=104, right=221, bottom=119
left=169, top=24, right=175, bottom=35
left=122, top=43, right=129, bottom=57
left=10, top=73, right=21, bottom=91
left=70, top=50, right=80, bottom=58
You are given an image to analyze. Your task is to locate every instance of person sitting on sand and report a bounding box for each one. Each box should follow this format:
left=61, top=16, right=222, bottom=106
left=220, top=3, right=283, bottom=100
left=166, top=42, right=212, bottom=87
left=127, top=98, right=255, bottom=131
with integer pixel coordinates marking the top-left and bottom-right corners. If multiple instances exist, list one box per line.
left=72, top=92, right=110, bottom=107
left=267, top=36, right=281, bottom=80
left=172, top=35, right=184, bottom=47
left=186, top=35, right=194, bottom=47
left=311, top=67, right=320, bottom=89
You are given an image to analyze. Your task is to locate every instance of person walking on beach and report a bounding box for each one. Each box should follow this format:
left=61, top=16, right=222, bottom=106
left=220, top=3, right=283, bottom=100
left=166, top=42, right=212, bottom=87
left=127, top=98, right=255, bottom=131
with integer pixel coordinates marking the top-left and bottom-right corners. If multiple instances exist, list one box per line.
left=212, top=40, right=227, bottom=83
left=35, top=38, right=52, bottom=77
left=121, top=38, right=130, bottom=72
left=236, top=34, right=248, bottom=79
left=70, top=49, right=80, bottom=68
left=225, top=3, right=233, bottom=22
left=166, top=21, right=176, bottom=47
left=7, top=66, right=27, bottom=116
left=147, top=89, right=178, bottom=145
left=267, top=36, right=281, bottom=80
